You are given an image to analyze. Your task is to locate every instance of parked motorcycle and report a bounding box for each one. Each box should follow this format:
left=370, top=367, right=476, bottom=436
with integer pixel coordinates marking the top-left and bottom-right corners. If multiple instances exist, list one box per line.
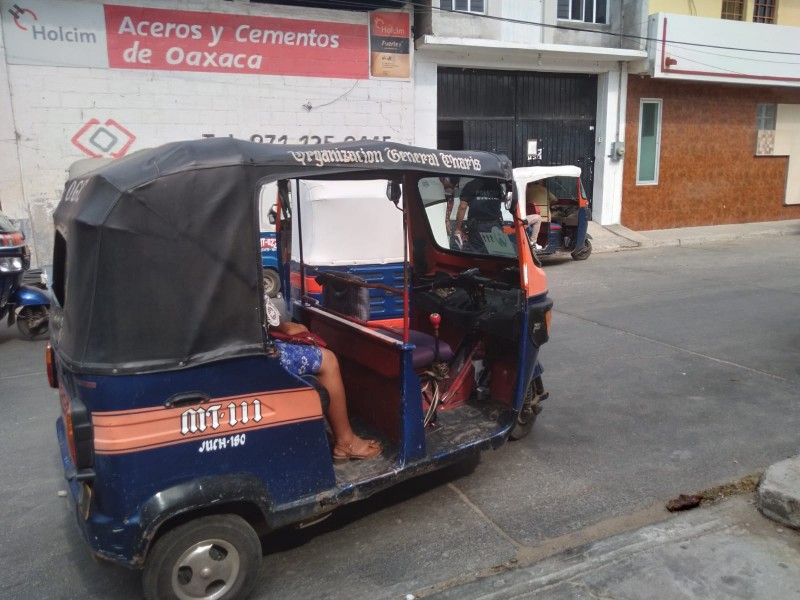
left=0, top=211, right=50, bottom=339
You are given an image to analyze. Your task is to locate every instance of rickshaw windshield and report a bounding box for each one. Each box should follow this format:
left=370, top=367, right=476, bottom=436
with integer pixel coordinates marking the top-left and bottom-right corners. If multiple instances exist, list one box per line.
left=419, top=176, right=517, bottom=258
left=545, top=176, right=581, bottom=200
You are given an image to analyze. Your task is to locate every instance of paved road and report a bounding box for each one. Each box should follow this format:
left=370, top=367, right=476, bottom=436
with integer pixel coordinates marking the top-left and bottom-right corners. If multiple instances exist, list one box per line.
left=1, top=237, right=798, bottom=600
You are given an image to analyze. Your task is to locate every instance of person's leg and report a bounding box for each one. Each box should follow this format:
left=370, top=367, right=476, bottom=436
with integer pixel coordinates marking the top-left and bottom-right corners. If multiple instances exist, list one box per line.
left=317, top=348, right=381, bottom=459
left=527, top=214, right=542, bottom=246
left=527, top=214, right=542, bottom=248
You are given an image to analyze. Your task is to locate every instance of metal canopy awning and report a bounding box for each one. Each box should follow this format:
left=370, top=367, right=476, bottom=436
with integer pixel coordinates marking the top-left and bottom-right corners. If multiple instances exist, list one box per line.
left=416, top=35, right=648, bottom=72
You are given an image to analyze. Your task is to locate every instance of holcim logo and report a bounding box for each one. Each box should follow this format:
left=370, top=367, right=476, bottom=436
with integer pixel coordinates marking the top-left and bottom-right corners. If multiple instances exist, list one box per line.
left=71, top=118, right=136, bottom=158
left=8, top=3, right=97, bottom=43
left=7, top=4, right=36, bottom=31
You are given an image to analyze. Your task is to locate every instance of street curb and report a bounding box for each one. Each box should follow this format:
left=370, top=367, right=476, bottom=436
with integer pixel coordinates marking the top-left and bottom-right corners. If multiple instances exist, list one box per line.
left=590, top=219, right=800, bottom=253
left=757, top=456, right=800, bottom=530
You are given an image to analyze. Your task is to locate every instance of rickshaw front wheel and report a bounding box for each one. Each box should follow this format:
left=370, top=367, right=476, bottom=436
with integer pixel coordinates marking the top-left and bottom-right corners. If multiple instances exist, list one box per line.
left=142, top=514, right=262, bottom=600
left=571, top=238, right=592, bottom=261
left=509, top=381, right=543, bottom=441
left=263, top=270, right=281, bottom=298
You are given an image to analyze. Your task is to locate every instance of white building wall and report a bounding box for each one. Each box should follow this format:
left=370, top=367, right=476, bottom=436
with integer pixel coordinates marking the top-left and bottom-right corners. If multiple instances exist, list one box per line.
left=593, top=66, right=627, bottom=225
left=500, top=0, right=544, bottom=44
left=1, top=0, right=415, bottom=265
left=413, top=58, right=437, bottom=148
left=0, top=25, right=26, bottom=226
left=775, top=105, right=800, bottom=206
left=647, top=13, right=800, bottom=86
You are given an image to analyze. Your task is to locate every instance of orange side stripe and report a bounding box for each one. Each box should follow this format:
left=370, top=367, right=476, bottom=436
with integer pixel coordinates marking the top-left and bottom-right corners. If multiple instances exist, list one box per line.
left=93, top=388, right=322, bottom=455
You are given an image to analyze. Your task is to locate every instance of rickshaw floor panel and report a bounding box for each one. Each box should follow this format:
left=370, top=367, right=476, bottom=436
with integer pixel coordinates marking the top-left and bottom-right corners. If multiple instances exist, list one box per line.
left=425, top=401, right=514, bottom=452
left=332, top=402, right=512, bottom=484
left=333, top=420, right=397, bottom=485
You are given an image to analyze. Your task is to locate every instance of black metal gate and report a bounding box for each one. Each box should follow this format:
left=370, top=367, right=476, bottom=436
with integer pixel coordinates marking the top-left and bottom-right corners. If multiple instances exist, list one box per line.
left=438, top=68, right=597, bottom=199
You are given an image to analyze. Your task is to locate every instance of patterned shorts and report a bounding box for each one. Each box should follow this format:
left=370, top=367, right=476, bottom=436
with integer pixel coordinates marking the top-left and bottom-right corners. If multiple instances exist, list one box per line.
left=274, top=341, right=323, bottom=376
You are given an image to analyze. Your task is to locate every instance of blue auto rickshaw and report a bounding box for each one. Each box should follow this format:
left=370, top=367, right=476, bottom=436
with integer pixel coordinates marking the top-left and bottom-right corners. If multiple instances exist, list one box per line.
left=49, top=139, right=552, bottom=600
left=285, top=178, right=406, bottom=325
left=258, top=182, right=281, bottom=298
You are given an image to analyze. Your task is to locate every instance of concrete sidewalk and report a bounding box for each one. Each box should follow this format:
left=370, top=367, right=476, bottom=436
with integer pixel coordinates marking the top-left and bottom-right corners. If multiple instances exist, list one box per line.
left=588, top=218, right=800, bottom=254
left=409, top=223, right=800, bottom=600
left=407, top=460, right=800, bottom=600
left=417, top=492, right=800, bottom=600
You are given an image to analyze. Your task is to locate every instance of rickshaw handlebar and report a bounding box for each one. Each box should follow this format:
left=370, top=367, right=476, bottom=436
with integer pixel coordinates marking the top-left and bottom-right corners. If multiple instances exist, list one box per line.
left=418, top=268, right=513, bottom=293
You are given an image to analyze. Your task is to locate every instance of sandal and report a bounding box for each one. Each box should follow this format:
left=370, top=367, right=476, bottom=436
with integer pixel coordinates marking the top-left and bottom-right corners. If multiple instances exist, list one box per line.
left=332, top=437, right=382, bottom=463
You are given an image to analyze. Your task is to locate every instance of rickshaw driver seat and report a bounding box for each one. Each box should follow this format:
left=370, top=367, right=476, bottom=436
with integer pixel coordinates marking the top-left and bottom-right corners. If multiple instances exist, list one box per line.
left=381, top=329, right=454, bottom=369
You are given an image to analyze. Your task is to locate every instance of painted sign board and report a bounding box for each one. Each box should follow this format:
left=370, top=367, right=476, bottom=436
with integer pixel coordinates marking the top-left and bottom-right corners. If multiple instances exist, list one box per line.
left=369, top=11, right=410, bottom=79
left=2, top=0, right=375, bottom=79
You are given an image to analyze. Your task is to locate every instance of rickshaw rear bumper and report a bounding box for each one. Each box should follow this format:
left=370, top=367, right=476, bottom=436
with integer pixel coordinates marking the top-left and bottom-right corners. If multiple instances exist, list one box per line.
left=57, top=417, right=138, bottom=568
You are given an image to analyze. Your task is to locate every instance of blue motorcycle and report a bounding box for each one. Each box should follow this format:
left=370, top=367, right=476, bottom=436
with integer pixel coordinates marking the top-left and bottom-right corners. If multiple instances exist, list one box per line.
left=0, top=211, right=50, bottom=339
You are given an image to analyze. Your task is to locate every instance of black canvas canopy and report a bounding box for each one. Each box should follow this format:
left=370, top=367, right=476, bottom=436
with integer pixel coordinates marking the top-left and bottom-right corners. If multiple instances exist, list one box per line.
left=51, top=138, right=512, bottom=374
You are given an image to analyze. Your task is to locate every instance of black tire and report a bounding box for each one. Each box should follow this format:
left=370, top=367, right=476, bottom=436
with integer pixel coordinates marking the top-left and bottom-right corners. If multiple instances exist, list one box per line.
left=263, top=270, right=281, bottom=298
left=142, top=514, right=262, bottom=600
left=509, top=381, right=543, bottom=441
left=571, top=238, right=592, bottom=261
left=16, top=305, right=49, bottom=339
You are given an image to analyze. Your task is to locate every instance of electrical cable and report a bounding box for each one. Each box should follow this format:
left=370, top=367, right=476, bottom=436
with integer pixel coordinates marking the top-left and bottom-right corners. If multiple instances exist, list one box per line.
left=302, top=80, right=360, bottom=111
left=305, top=0, right=800, bottom=58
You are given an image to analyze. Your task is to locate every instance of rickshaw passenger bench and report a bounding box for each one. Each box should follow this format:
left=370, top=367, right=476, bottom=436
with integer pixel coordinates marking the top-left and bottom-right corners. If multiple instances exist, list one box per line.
left=316, top=273, right=454, bottom=370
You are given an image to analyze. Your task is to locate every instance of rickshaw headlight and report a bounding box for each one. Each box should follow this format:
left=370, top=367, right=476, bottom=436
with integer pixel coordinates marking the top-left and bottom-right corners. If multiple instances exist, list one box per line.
left=0, top=257, right=23, bottom=272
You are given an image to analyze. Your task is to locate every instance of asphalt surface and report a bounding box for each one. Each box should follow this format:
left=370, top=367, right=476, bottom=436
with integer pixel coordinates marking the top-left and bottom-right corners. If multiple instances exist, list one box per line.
left=0, top=235, right=798, bottom=600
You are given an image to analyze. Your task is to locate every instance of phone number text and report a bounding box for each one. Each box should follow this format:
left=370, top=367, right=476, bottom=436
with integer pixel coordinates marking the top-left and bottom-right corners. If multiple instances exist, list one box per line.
left=202, top=134, right=393, bottom=144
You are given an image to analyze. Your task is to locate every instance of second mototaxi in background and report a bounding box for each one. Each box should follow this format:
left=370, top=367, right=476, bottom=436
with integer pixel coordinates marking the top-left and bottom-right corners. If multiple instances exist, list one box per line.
left=511, top=166, right=593, bottom=261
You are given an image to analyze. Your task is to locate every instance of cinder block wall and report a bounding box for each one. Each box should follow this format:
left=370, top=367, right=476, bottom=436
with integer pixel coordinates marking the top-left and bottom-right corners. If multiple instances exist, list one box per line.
left=1, top=0, right=414, bottom=265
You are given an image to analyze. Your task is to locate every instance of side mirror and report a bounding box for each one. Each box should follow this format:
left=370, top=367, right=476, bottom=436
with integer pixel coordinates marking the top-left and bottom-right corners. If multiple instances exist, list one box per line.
left=386, top=180, right=402, bottom=206
left=268, top=208, right=277, bottom=225
left=505, top=190, right=517, bottom=215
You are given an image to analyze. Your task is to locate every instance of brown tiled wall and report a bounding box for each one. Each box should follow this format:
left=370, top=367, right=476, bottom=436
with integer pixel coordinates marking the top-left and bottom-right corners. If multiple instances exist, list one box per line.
left=622, top=77, right=800, bottom=231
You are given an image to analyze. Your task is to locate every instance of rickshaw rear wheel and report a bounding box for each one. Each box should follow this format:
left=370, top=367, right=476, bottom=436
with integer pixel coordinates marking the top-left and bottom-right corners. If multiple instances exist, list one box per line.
left=571, top=238, right=592, bottom=261
left=263, top=270, right=281, bottom=298
left=509, top=381, right=542, bottom=441
left=142, top=514, right=262, bottom=600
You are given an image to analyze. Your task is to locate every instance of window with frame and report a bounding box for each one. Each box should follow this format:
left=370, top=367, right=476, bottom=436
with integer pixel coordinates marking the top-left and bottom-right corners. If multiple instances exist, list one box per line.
left=757, top=104, right=777, bottom=131
left=637, top=99, right=662, bottom=185
left=753, top=0, right=777, bottom=23
left=721, top=0, right=744, bottom=20
left=755, top=103, right=777, bottom=155
left=440, top=0, right=485, bottom=14
left=557, top=0, right=607, bottom=24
